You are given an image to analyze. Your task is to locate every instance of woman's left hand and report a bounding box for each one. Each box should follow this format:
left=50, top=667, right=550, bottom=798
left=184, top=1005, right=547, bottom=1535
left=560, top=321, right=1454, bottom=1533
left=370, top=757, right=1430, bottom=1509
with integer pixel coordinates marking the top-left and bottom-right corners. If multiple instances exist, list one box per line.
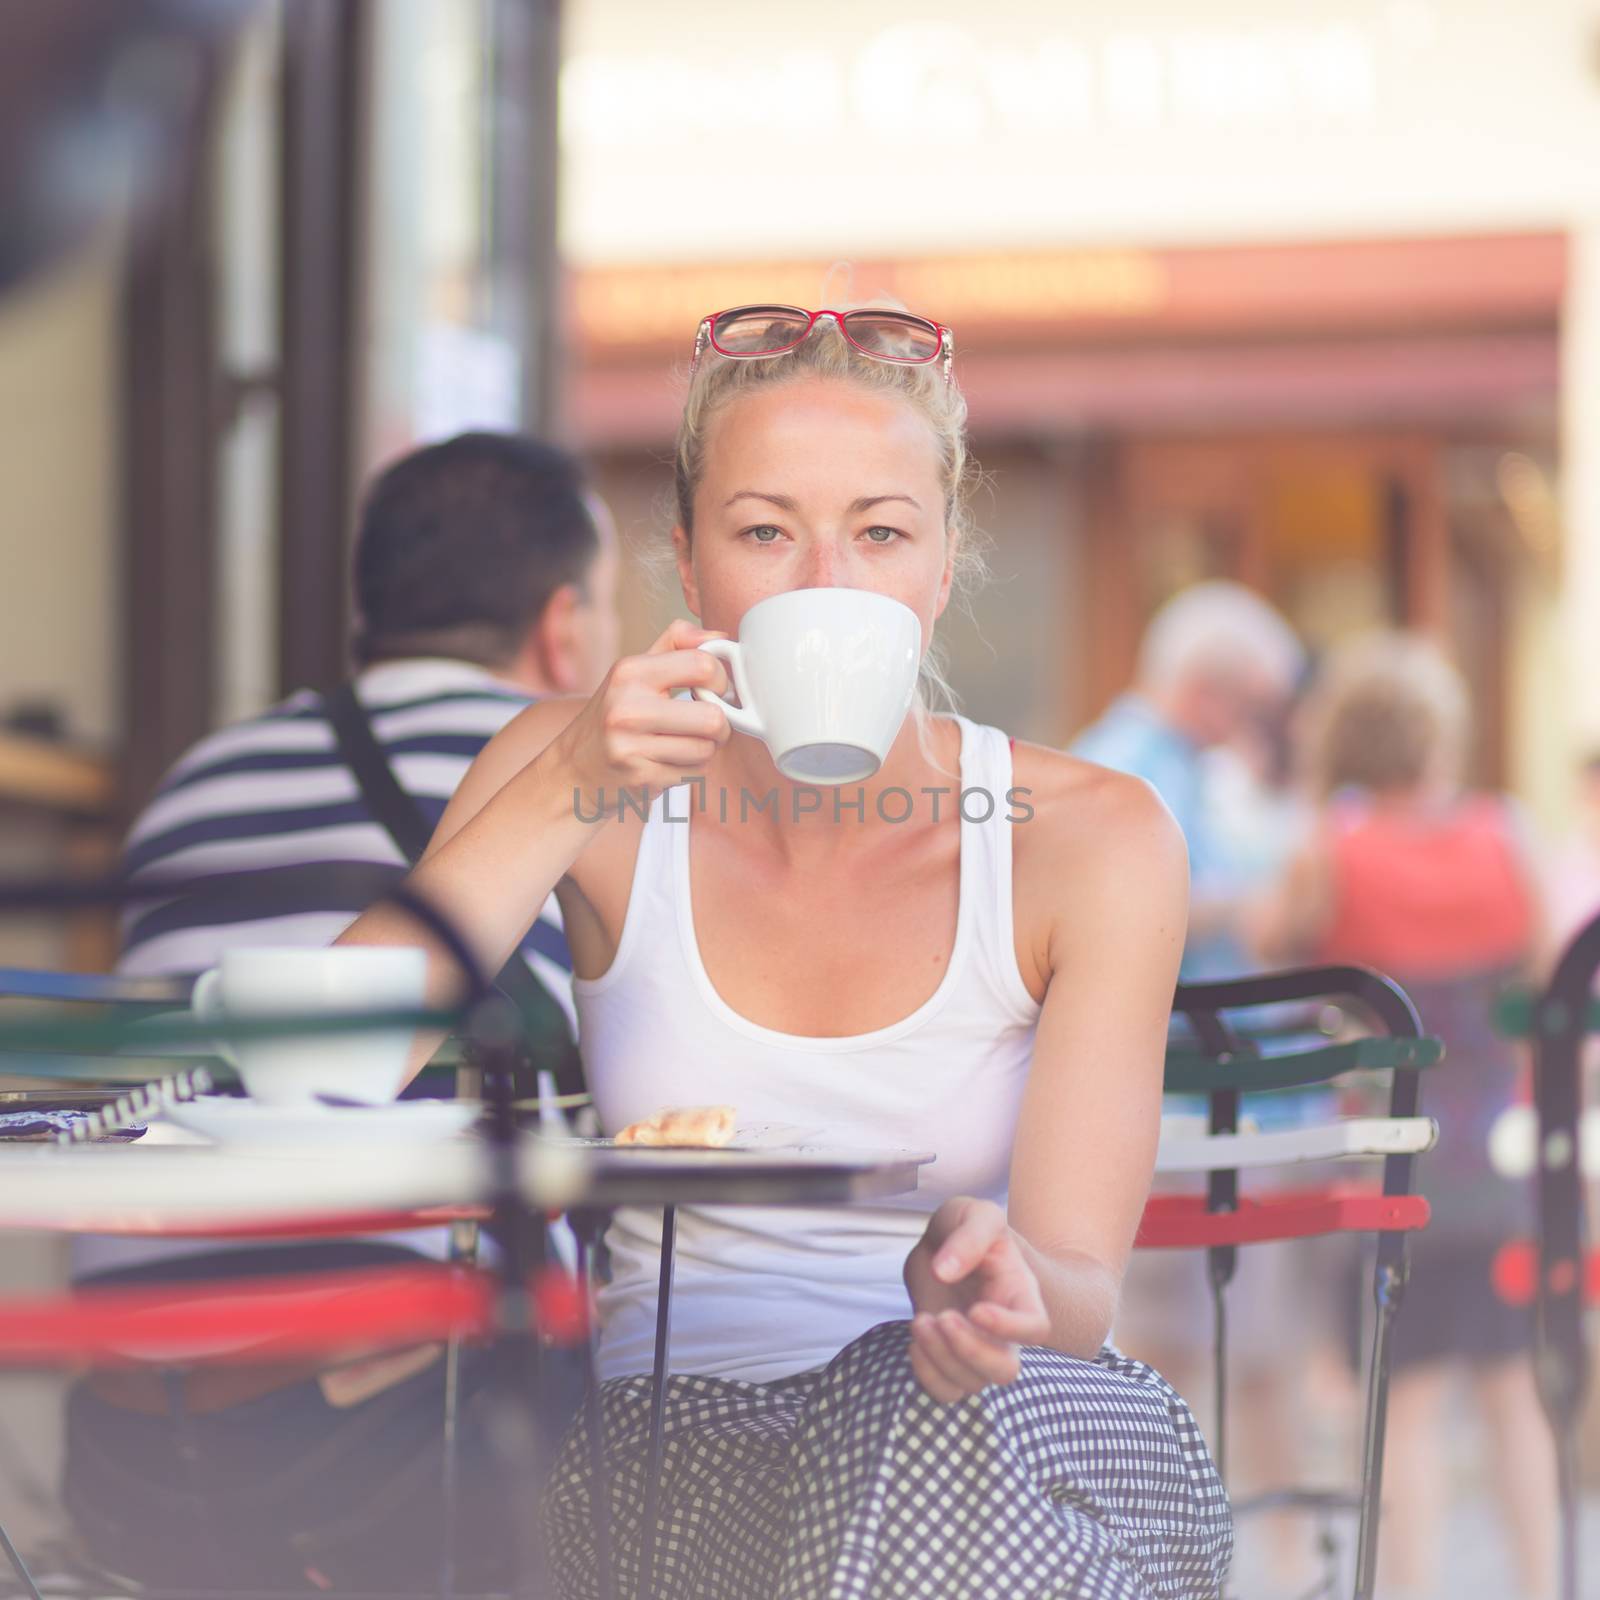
left=902, top=1197, right=1051, bottom=1402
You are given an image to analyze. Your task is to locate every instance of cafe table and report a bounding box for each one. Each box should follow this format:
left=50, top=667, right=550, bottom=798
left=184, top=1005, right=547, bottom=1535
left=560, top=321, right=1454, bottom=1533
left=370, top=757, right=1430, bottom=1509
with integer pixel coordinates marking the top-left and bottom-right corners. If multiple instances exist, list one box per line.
left=0, top=1120, right=934, bottom=1600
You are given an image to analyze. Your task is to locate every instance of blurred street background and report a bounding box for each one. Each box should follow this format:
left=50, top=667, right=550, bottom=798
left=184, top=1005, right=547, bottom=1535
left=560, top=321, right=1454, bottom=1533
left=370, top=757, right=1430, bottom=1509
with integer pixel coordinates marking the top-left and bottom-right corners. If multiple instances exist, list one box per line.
left=3, top=3, right=1600, bottom=1596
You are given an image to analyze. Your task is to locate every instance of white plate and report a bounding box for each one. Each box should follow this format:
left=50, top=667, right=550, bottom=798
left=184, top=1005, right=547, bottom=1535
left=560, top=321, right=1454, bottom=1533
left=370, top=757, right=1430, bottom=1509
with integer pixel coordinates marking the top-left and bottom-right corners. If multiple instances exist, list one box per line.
left=545, top=1121, right=829, bottom=1152
left=162, top=1095, right=479, bottom=1148
left=534, top=1124, right=936, bottom=1168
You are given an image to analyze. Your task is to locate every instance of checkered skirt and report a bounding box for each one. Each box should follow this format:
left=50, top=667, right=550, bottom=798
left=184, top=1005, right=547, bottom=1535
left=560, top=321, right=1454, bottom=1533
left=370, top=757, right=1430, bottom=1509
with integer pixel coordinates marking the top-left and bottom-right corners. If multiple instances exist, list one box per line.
left=543, top=1319, right=1232, bottom=1599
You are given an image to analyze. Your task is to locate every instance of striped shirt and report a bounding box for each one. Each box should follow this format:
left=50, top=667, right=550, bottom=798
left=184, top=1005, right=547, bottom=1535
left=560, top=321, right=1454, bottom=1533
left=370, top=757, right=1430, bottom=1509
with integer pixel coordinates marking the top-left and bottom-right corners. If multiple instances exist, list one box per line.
left=117, top=658, right=573, bottom=1026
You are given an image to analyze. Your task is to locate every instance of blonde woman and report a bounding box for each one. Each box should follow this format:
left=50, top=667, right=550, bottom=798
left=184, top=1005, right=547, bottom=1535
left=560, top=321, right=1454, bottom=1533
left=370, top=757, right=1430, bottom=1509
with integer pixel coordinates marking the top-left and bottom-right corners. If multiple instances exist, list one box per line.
left=1252, top=631, right=1554, bottom=1600
left=339, top=305, right=1230, bottom=1598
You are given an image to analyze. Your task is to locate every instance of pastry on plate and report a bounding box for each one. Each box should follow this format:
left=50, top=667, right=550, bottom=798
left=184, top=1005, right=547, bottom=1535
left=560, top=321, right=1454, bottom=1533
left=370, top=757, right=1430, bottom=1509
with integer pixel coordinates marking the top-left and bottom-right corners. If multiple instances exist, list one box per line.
left=614, top=1105, right=736, bottom=1148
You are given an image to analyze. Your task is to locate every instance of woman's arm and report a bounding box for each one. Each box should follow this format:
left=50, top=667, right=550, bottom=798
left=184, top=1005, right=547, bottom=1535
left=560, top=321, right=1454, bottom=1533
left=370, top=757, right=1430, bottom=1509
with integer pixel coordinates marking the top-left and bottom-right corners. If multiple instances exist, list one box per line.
left=337, top=620, right=730, bottom=1078
left=337, top=696, right=589, bottom=991
left=902, top=765, right=1188, bottom=1396
left=1004, top=770, right=1188, bottom=1356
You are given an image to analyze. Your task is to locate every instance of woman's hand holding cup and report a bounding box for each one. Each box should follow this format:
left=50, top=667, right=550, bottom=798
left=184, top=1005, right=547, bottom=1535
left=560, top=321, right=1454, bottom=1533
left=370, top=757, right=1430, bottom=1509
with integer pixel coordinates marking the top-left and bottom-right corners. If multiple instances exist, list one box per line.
left=550, top=619, right=734, bottom=808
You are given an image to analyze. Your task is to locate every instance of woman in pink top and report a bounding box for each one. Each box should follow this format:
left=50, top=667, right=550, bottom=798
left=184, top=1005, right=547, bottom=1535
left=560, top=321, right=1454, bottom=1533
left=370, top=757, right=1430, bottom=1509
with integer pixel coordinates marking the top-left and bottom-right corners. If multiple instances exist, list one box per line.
left=1254, top=632, right=1554, bottom=1600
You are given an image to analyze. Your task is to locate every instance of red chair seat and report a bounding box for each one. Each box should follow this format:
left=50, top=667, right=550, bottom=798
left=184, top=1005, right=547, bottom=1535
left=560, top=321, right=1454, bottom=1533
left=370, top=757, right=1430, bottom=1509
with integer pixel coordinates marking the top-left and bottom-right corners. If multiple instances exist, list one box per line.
left=1135, top=1184, right=1430, bottom=1250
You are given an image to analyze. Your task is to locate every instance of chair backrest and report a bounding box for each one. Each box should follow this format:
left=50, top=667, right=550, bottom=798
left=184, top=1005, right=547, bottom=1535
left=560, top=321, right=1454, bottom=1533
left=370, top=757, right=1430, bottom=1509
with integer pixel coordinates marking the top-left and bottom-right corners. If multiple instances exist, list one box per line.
left=1158, top=963, right=1440, bottom=1232
left=1494, top=923, right=1597, bottom=1417
left=1493, top=909, right=1600, bottom=1600
left=1153, top=964, right=1443, bottom=1600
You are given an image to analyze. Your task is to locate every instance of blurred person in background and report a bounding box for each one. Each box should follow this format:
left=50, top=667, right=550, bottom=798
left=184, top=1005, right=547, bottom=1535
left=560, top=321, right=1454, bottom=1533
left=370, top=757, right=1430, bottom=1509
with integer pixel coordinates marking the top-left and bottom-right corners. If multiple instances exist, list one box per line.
left=1542, top=751, right=1600, bottom=952
left=1071, top=581, right=1323, bottom=1589
left=1251, top=631, right=1555, bottom=1600
left=60, top=432, right=620, bottom=1595
left=115, top=430, right=618, bottom=985
left=1200, top=691, right=1310, bottom=911
left=1072, top=581, right=1305, bottom=979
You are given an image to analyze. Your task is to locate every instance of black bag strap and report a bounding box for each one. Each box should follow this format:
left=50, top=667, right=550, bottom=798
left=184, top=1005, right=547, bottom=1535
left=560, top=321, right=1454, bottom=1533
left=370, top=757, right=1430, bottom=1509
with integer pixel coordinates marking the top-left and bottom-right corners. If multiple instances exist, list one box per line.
left=323, top=682, right=586, bottom=1100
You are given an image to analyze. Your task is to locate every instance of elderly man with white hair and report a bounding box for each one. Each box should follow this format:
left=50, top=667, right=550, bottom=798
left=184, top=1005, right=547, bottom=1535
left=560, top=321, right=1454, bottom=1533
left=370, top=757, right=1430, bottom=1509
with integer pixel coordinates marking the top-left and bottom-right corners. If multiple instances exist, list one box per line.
left=1072, top=580, right=1306, bottom=979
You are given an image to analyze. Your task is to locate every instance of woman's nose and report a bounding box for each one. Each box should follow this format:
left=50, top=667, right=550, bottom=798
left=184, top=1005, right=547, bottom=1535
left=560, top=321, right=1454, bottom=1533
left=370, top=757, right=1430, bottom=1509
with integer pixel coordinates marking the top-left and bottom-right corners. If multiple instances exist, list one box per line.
left=797, top=541, right=838, bottom=587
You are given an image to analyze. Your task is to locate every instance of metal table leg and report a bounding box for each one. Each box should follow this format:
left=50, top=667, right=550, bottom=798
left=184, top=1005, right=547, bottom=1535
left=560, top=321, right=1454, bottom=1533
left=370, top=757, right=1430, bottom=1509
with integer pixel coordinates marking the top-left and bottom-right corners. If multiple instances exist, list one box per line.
left=438, top=1063, right=485, bottom=1599
left=439, top=1331, right=462, bottom=1600
left=438, top=1210, right=481, bottom=1600
left=636, top=1206, right=677, bottom=1600
left=0, top=1518, right=41, bottom=1600
left=571, top=1210, right=616, bottom=1600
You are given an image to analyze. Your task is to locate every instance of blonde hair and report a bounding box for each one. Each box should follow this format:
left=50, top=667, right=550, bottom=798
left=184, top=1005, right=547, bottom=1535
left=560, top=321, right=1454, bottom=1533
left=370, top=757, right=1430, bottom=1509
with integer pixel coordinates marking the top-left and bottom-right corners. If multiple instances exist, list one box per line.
left=671, top=301, right=988, bottom=732
left=1300, top=631, right=1471, bottom=798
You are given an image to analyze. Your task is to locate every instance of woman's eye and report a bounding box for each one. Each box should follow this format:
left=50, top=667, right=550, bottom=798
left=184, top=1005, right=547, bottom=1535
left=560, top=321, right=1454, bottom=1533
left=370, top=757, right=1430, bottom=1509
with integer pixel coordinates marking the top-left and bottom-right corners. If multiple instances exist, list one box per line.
left=743, top=525, right=784, bottom=544
left=863, top=526, right=903, bottom=544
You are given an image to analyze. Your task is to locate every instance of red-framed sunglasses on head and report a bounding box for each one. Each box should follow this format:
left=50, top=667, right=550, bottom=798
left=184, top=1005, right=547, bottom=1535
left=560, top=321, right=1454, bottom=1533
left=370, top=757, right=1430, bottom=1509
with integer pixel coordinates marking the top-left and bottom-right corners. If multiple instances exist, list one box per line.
left=691, top=304, right=955, bottom=386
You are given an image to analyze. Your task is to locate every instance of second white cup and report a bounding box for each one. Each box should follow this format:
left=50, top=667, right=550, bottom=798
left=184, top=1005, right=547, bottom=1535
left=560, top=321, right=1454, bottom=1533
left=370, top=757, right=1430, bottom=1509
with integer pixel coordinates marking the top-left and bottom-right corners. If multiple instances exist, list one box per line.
left=191, top=946, right=429, bottom=1107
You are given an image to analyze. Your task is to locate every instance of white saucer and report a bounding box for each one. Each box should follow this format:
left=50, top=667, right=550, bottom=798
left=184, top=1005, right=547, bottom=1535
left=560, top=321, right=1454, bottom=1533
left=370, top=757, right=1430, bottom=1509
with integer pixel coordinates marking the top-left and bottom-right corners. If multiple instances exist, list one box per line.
left=162, top=1095, right=479, bottom=1148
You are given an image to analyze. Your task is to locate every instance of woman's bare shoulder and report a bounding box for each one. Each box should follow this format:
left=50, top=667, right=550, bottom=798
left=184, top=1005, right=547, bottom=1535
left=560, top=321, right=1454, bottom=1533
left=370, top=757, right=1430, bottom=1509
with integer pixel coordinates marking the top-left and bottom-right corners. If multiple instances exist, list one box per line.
left=1010, top=737, right=1188, bottom=885
left=1003, top=738, right=1187, bottom=998
left=1012, top=739, right=1181, bottom=835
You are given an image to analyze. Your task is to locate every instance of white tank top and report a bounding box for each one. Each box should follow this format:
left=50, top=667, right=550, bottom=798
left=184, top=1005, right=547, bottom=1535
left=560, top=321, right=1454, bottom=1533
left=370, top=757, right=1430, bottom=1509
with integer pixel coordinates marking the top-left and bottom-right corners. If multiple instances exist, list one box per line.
left=573, top=715, right=1042, bottom=1384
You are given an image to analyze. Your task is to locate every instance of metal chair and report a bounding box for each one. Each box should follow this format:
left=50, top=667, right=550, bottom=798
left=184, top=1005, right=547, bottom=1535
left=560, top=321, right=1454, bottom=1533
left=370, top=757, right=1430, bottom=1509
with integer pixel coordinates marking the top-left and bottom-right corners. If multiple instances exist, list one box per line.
left=1490, top=908, right=1600, bottom=1600
left=1141, top=965, right=1443, bottom=1600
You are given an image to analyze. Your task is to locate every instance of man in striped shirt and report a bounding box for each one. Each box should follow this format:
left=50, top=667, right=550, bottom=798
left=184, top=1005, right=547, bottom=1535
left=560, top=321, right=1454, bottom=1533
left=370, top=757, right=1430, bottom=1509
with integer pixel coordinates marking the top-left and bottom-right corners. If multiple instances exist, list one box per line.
left=62, top=433, right=619, bottom=1594
left=117, top=430, right=619, bottom=1024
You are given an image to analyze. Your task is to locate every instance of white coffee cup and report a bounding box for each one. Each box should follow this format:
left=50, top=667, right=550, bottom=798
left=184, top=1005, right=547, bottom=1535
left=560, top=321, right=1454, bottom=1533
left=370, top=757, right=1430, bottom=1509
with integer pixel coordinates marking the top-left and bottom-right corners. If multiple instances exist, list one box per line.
left=691, top=587, right=922, bottom=784
left=190, top=946, right=429, bottom=1107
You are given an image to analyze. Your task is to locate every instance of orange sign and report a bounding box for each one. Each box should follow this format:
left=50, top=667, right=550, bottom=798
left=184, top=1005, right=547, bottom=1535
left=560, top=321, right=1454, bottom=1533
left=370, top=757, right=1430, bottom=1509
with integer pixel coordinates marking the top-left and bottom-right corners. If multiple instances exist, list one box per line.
left=572, top=250, right=1170, bottom=351
left=570, top=234, right=1564, bottom=361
